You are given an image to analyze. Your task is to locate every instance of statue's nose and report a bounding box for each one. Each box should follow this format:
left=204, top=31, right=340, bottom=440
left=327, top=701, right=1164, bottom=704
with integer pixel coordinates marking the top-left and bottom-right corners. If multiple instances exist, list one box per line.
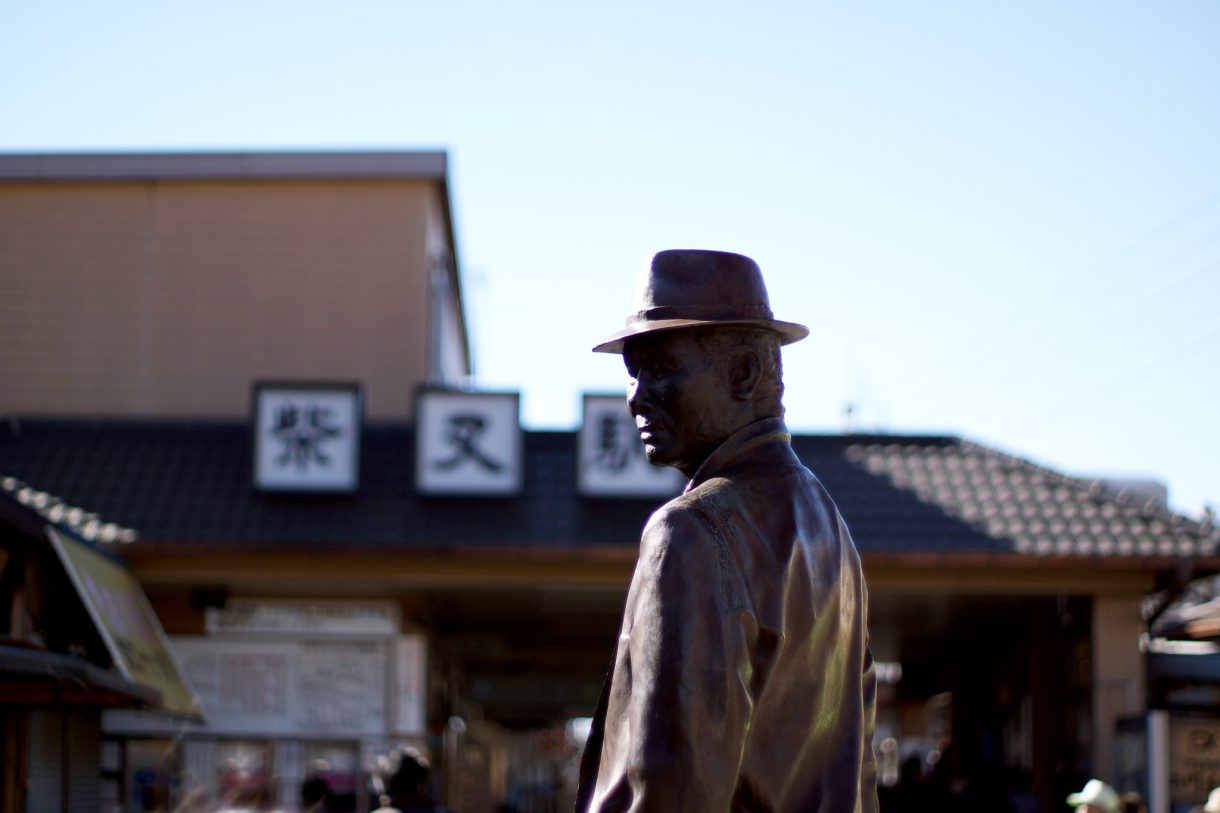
left=627, top=374, right=651, bottom=414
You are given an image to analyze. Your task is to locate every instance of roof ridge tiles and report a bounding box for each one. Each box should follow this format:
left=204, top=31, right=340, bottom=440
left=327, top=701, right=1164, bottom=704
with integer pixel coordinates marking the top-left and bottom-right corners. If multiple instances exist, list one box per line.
left=1, top=473, right=140, bottom=545
left=957, top=438, right=1207, bottom=530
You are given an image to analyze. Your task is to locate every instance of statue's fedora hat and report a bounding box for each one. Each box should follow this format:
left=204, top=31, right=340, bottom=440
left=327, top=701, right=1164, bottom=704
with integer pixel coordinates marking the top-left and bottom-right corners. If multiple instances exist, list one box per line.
left=593, top=249, right=809, bottom=354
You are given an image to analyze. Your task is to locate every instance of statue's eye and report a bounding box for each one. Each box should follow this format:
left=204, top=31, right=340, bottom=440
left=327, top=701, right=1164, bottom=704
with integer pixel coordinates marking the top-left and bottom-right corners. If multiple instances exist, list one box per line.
left=648, top=363, right=675, bottom=381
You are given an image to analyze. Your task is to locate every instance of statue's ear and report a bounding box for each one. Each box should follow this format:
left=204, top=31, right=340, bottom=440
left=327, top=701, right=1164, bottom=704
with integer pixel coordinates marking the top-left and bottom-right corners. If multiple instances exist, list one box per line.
left=729, top=349, right=762, bottom=401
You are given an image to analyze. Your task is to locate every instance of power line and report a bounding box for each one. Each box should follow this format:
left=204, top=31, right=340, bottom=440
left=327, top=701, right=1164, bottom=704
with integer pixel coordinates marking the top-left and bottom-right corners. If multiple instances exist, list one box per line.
left=999, top=322, right=1220, bottom=435
left=906, top=189, right=1220, bottom=396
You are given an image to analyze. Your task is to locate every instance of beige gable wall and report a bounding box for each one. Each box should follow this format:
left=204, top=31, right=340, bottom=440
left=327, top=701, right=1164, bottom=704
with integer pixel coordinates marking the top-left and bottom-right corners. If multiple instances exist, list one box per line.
left=424, top=184, right=471, bottom=387
left=1, top=178, right=442, bottom=420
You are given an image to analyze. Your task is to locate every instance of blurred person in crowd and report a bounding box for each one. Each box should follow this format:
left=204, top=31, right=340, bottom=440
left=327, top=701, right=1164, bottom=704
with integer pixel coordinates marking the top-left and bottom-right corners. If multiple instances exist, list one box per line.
left=1007, top=767, right=1041, bottom=813
left=1052, top=748, right=1090, bottom=813
left=884, top=755, right=932, bottom=813
left=1119, top=791, right=1145, bottom=813
left=1189, top=786, right=1220, bottom=813
left=301, top=775, right=329, bottom=813
left=215, top=786, right=279, bottom=813
left=1066, top=779, right=1120, bottom=813
left=927, top=743, right=969, bottom=812
left=371, top=747, right=451, bottom=813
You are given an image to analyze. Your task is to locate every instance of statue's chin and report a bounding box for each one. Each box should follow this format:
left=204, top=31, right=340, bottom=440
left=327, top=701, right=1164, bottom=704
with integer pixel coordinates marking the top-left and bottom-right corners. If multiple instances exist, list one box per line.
left=642, top=444, right=677, bottom=470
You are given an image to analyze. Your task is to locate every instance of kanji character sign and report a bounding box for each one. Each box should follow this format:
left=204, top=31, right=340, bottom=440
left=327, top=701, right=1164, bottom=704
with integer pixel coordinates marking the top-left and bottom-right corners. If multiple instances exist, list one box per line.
left=416, top=391, right=521, bottom=495
left=253, top=383, right=361, bottom=492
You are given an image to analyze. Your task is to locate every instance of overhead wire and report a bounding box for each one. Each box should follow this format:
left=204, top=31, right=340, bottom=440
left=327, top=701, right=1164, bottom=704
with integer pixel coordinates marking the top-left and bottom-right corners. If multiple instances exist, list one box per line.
left=999, top=321, right=1220, bottom=435
left=904, top=191, right=1220, bottom=423
left=904, top=189, right=1220, bottom=401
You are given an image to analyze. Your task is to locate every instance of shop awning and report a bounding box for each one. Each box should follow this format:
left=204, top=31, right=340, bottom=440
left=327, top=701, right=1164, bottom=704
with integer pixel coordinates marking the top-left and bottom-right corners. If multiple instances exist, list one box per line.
left=0, top=644, right=159, bottom=708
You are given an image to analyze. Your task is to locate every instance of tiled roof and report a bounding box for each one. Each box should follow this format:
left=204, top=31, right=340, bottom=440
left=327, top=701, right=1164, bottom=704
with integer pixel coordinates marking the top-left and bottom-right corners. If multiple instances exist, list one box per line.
left=829, top=437, right=1216, bottom=558
left=0, top=419, right=651, bottom=552
left=0, top=418, right=1215, bottom=559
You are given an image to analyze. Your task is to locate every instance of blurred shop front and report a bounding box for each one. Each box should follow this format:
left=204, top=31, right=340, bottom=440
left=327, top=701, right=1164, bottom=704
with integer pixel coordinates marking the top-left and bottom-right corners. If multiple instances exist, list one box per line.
left=1136, top=577, right=1220, bottom=813
left=0, top=480, right=195, bottom=813
left=104, top=600, right=430, bottom=812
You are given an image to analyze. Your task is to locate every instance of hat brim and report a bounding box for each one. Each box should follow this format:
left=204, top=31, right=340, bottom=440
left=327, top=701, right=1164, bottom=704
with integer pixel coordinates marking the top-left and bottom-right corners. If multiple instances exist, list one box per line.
left=592, top=318, right=809, bottom=354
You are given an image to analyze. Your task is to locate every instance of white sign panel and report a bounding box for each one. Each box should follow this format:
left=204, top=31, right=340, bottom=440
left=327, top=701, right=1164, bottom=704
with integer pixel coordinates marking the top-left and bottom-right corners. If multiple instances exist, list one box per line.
left=579, top=395, right=683, bottom=497
left=392, top=635, right=428, bottom=736
left=416, top=391, right=522, bottom=495
left=1171, top=716, right=1220, bottom=806
left=170, top=636, right=389, bottom=736
left=254, top=383, right=361, bottom=492
left=206, top=600, right=399, bottom=636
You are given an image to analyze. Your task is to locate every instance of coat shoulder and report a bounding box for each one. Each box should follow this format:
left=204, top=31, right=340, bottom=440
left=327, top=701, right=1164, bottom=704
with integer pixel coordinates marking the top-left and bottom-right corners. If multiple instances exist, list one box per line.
left=641, top=494, right=714, bottom=553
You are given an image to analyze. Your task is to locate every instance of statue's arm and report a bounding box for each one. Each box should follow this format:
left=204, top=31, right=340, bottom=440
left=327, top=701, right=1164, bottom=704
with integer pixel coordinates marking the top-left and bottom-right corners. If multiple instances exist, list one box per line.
left=620, top=507, right=753, bottom=812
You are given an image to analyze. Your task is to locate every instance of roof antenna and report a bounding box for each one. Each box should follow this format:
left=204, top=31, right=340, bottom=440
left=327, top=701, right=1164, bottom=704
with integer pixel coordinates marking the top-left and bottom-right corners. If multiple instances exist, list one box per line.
left=842, top=401, right=857, bottom=433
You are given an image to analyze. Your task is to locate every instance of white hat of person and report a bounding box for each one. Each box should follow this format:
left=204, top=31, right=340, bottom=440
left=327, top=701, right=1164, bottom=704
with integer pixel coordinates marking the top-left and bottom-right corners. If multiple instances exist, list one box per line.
left=1204, top=786, right=1220, bottom=813
left=1067, top=779, right=1121, bottom=813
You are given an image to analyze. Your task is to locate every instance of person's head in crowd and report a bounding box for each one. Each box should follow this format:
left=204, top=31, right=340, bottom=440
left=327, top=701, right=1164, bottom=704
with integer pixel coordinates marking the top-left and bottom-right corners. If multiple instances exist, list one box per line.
left=1067, top=779, right=1121, bottom=813
left=1189, top=785, right=1220, bottom=813
left=376, top=747, right=433, bottom=807
left=1119, top=791, right=1146, bottom=813
left=301, top=775, right=329, bottom=811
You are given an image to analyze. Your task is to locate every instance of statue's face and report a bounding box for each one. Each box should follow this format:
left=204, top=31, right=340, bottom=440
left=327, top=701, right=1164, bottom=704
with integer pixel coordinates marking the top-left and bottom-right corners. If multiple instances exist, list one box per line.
left=623, top=329, right=736, bottom=478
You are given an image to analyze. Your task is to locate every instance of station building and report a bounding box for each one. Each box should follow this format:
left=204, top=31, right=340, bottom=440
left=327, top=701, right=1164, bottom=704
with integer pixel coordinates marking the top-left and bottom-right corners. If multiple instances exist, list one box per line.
left=1, top=151, right=1217, bottom=813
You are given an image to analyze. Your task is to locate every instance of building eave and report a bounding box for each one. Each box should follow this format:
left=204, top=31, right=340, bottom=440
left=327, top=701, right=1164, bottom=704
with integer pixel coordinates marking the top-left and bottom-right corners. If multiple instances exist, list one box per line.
left=0, top=149, right=449, bottom=183
left=0, top=645, right=159, bottom=710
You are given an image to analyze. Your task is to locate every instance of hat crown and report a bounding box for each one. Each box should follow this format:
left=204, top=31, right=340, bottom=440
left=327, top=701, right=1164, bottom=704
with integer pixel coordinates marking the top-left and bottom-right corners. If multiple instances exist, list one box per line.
left=631, top=249, right=772, bottom=318
left=592, top=248, right=808, bottom=354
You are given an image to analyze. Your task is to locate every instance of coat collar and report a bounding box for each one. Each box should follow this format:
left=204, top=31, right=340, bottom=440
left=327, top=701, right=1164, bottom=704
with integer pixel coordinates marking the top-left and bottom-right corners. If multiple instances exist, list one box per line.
left=684, top=416, right=791, bottom=493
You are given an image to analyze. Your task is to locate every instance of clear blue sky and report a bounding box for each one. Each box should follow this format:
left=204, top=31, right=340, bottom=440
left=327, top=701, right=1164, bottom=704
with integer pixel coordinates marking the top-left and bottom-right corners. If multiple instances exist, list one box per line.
left=2, top=1, right=1217, bottom=516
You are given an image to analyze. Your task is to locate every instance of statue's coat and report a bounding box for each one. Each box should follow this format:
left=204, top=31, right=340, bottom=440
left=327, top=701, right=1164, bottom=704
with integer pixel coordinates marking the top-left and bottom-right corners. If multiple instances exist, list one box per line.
left=575, top=418, right=879, bottom=813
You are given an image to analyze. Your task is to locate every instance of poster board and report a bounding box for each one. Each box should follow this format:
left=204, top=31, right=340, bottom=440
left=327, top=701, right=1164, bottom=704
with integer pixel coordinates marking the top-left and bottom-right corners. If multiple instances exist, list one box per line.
left=170, top=636, right=390, bottom=736
left=1170, top=715, right=1220, bottom=806
left=46, top=526, right=202, bottom=718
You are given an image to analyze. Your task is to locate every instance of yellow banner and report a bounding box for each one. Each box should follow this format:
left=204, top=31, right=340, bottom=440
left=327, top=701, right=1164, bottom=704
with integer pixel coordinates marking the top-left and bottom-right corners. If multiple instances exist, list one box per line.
left=47, top=526, right=201, bottom=719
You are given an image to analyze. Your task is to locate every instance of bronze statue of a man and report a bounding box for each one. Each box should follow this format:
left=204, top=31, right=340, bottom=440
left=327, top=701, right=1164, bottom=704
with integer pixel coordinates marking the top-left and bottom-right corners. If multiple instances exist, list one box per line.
left=575, top=250, right=878, bottom=813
